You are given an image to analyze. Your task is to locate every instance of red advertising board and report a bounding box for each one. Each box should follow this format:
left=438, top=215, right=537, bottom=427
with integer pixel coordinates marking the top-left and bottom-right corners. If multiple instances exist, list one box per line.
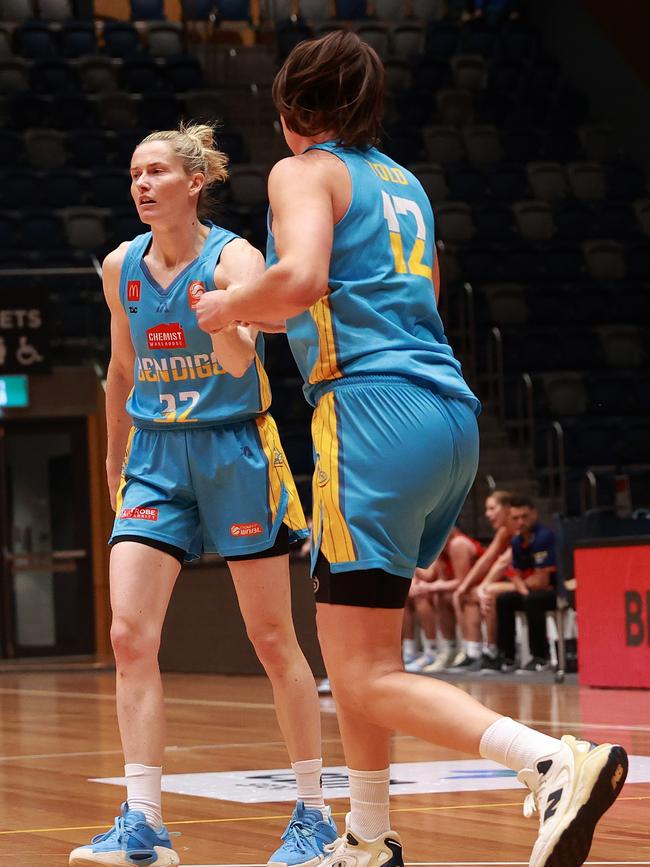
left=575, top=539, right=650, bottom=688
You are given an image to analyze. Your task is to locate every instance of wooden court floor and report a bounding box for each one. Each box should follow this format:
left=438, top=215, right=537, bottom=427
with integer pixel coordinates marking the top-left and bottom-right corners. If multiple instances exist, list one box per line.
left=1, top=670, right=649, bottom=866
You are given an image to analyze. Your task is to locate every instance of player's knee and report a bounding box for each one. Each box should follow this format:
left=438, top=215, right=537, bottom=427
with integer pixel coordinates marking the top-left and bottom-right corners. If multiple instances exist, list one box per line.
left=110, top=617, right=160, bottom=667
left=246, top=622, right=292, bottom=671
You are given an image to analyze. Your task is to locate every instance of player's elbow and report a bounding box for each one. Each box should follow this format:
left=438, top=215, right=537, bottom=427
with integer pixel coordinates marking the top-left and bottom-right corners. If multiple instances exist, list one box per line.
left=276, top=259, right=329, bottom=308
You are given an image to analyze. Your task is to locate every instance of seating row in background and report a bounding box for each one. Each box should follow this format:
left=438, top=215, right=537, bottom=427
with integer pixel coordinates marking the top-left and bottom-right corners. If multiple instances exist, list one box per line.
left=0, top=1, right=517, bottom=26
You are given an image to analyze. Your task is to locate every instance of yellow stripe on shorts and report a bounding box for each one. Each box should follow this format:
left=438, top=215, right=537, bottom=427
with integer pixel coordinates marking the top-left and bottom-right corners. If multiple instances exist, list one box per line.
left=254, top=353, right=272, bottom=412
left=311, top=391, right=356, bottom=563
left=114, top=425, right=136, bottom=515
left=255, top=413, right=307, bottom=534
left=308, top=294, right=343, bottom=384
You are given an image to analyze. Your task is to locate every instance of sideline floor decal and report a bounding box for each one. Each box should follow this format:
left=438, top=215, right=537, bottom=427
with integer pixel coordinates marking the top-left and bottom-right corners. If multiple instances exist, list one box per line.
left=92, top=756, right=650, bottom=803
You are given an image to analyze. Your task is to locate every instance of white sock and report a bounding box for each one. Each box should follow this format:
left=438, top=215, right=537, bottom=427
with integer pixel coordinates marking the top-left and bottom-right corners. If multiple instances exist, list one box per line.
left=347, top=767, right=391, bottom=840
left=437, top=637, right=455, bottom=654
left=125, top=764, right=163, bottom=829
left=402, top=638, right=417, bottom=657
left=292, top=758, right=325, bottom=810
left=466, top=640, right=482, bottom=659
left=483, top=642, right=498, bottom=659
left=422, top=637, right=436, bottom=654
left=479, top=717, right=563, bottom=772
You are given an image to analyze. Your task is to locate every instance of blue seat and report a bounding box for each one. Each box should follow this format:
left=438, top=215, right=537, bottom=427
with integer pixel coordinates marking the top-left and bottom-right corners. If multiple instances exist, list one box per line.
left=120, top=56, right=163, bottom=92
left=30, top=58, right=79, bottom=93
left=447, top=166, right=487, bottom=202
left=618, top=420, right=650, bottom=464
left=3, top=168, right=40, bottom=207
left=14, top=22, right=58, bottom=59
left=67, top=129, right=112, bottom=168
left=89, top=168, right=132, bottom=207
left=486, top=162, right=528, bottom=200
left=216, top=128, right=247, bottom=163
left=51, top=93, right=97, bottom=129
left=585, top=372, right=636, bottom=416
left=217, top=0, right=250, bottom=19
left=181, top=0, right=214, bottom=20
left=424, top=20, right=458, bottom=59
left=334, top=0, right=366, bottom=18
left=605, top=161, right=644, bottom=200
left=0, top=129, right=23, bottom=164
left=564, top=418, right=620, bottom=467
left=0, top=211, right=19, bottom=249
left=60, top=21, right=97, bottom=58
left=7, top=92, right=49, bottom=129
left=104, top=22, right=141, bottom=58
left=473, top=204, right=514, bottom=241
left=457, top=22, right=497, bottom=57
left=164, top=53, right=203, bottom=91
left=499, top=20, right=537, bottom=61
left=554, top=201, right=598, bottom=241
left=501, top=128, right=539, bottom=163
left=138, top=91, right=180, bottom=128
left=42, top=168, right=85, bottom=207
left=131, top=0, right=165, bottom=18
left=20, top=210, right=67, bottom=250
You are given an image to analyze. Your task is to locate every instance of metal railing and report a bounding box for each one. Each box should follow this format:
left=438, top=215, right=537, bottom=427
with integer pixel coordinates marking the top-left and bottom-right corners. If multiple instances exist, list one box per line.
left=545, top=420, right=567, bottom=514
left=580, top=469, right=598, bottom=514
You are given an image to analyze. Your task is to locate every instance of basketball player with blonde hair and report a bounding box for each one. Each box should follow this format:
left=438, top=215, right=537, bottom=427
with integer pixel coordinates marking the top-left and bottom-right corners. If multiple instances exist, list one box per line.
left=69, top=124, right=337, bottom=867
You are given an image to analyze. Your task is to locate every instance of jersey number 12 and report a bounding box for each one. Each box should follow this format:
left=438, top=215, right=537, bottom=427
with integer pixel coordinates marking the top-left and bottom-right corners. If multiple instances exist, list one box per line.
left=381, top=191, right=433, bottom=282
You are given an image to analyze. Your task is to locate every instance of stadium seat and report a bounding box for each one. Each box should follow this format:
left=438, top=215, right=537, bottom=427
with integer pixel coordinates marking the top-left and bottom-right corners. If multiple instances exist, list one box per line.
left=598, top=325, right=645, bottom=368
left=104, top=22, right=141, bottom=59
left=299, top=0, right=331, bottom=20
left=97, top=91, right=138, bottom=128
left=24, top=128, right=67, bottom=168
left=67, top=129, right=113, bottom=168
left=463, top=124, right=502, bottom=164
left=564, top=418, right=619, bottom=467
left=392, top=23, right=426, bottom=58
left=585, top=372, right=637, bottom=416
left=567, top=161, right=606, bottom=201
left=42, top=168, right=85, bottom=207
left=579, top=123, right=616, bottom=162
left=472, top=203, right=513, bottom=241
left=0, top=57, right=28, bottom=94
left=422, top=125, right=463, bottom=164
left=436, top=89, right=474, bottom=128
left=228, top=164, right=268, bottom=207
left=145, top=22, right=184, bottom=57
left=633, top=199, right=650, bottom=238
left=63, top=206, right=108, bottom=252
left=120, top=56, right=163, bottom=92
left=37, top=0, right=72, bottom=17
left=411, top=0, right=445, bottom=20
left=88, top=168, right=132, bottom=208
left=434, top=202, right=475, bottom=243
left=526, top=162, right=568, bottom=201
left=31, top=58, right=79, bottom=93
left=131, top=0, right=165, bottom=19
left=409, top=162, right=447, bottom=202
left=447, top=165, right=486, bottom=201
left=542, top=373, right=588, bottom=417
left=372, top=0, right=404, bottom=18
left=225, top=46, right=275, bottom=87
left=355, top=24, right=390, bottom=59
left=618, top=419, right=650, bottom=464
left=582, top=240, right=626, bottom=282
left=334, top=0, right=366, bottom=18
left=0, top=0, right=34, bottom=20
left=484, top=283, right=528, bottom=326
left=180, top=0, right=214, bottom=19
left=451, top=54, right=486, bottom=92
left=78, top=56, right=119, bottom=93
left=424, top=19, right=458, bottom=57
left=2, top=168, right=39, bottom=206
left=513, top=200, right=555, bottom=242
left=20, top=209, right=67, bottom=250
left=383, top=58, right=411, bottom=94
left=60, top=21, right=97, bottom=59
left=14, top=22, right=58, bottom=59
left=486, top=162, right=528, bottom=200
left=138, top=91, right=181, bottom=128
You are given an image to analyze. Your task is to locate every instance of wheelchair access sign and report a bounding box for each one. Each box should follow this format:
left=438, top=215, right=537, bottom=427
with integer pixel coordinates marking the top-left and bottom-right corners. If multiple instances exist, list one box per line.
left=0, top=294, right=49, bottom=374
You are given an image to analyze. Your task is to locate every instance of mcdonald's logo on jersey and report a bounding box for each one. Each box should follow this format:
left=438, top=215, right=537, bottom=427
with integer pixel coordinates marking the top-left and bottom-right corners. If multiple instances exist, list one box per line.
left=127, top=280, right=141, bottom=302
left=187, top=280, right=206, bottom=310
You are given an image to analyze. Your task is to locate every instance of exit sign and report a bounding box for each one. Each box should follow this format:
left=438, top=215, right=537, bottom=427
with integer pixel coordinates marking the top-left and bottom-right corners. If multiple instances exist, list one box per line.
left=0, top=375, right=29, bottom=407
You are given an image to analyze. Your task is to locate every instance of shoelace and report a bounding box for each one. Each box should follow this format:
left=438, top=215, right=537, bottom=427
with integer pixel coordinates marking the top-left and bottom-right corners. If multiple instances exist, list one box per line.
left=281, top=819, right=320, bottom=855
left=90, top=813, right=153, bottom=848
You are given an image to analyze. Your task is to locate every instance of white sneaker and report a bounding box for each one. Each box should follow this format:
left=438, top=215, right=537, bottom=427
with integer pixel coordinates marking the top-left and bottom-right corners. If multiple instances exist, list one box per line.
left=320, top=813, right=403, bottom=867
left=404, top=651, right=436, bottom=673
left=422, top=648, right=456, bottom=673
left=317, top=678, right=331, bottom=695
left=518, top=734, right=628, bottom=867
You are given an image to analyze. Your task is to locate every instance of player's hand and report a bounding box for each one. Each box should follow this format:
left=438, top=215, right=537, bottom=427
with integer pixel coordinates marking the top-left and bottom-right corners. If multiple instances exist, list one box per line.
left=477, top=584, right=492, bottom=615
left=196, top=289, right=234, bottom=333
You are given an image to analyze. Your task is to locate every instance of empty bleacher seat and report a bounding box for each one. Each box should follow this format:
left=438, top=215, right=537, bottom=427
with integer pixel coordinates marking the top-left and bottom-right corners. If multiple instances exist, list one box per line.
left=513, top=200, right=555, bottom=242
left=63, top=206, right=108, bottom=252
left=598, top=325, right=645, bottom=368
left=97, top=91, right=138, bottom=128
left=463, top=124, right=502, bottom=163
left=392, top=23, right=426, bottom=58
left=131, top=0, right=165, bottom=19
left=484, top=283, right=527, bottom=326
left=526, top=162, right=568, bottom=201
left=408, top=162, right=447, bottom=202
left=31, top=58, right=79, bottom=93
left=542, top=373, right=588, bottom=417
left=37, top=0, right=72, bottom=19
left=78, top=57, right=119, bottom=93
left=334, top=0, right=366, bottom=17
left=582, top=239, right=626, bottom=281
left=228, top=164, right=268, bottom=206
left=14, top=22, right=58, bottom=59
left=451, top=54, right=486, bottom=92
left=567, top=161, right=606, bottom=201
left=61, top=21, right=97, bottom=59
left=145, top=22, right=184, bottom=57
left=104, top=22, right=141, bottom=59
left=24, top=127, right=67, bottom=168
left=436, top=89, right=474, bottom=127
left=372, top=0, right=404, bottom=18
left=434, top=202, right=474, bottom=243
left=411, top=0, right=445, bottom=21
left=422, top=125, right=462, bottom=163
left=579, top=123, right=616, bottom=162
left=0, top=57, right=29, bottom=95
left=355, top=24, right=390, bottom=59
left=447, top=165, right=486, bottom=201
left=633, top=199, right=650, bottom=238
left=0, top=0, right=34, bottom=21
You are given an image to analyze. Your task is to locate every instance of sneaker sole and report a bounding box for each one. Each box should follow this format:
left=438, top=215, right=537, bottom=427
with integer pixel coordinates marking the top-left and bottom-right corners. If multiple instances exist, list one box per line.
left=534, top=744, right=628, bottom=867
left=69, top=846, right=180, bottom=867
left=267, top=856, right=325, bottom=867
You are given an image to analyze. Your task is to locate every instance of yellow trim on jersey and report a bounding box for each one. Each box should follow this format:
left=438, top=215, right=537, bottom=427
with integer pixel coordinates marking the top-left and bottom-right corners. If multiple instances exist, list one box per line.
left=114, top=426, right=136, bottom=515
left=255, top=413, right=307, bottom=534
left=311, top=391, right=356, bottom=563
left=308, top=294, right=343, bottom=384
left=254, top=353, right=272, bottom=412
left=389, top=231, right=408, bottom=274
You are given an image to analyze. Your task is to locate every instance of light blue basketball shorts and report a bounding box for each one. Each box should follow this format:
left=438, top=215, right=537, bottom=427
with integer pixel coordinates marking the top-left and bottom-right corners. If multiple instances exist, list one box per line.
left=310, top=375, right=480, bottom=578
left=110, top=413, right=308, bottom=561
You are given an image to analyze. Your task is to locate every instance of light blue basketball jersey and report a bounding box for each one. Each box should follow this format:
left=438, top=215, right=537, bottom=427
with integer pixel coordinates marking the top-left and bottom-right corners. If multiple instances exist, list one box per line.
left=120, top=222, right=271, bottom=429
left=266, top=142, right=479, bottom=411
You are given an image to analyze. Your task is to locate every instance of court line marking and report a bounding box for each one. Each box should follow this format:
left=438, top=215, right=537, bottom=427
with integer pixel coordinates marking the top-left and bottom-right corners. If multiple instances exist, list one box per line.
left=1, top=688, right=649, bottom=735
left=1, top=796, right=648, bottom=837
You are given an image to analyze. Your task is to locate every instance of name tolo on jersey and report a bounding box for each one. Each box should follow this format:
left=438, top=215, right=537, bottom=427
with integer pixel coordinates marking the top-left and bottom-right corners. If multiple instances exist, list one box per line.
left=136, top=351, right=225, bottom=383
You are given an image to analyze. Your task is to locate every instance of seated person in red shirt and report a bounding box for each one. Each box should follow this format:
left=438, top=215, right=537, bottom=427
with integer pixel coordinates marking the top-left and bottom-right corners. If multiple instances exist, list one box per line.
left=496, top=496, right=557, bottom=673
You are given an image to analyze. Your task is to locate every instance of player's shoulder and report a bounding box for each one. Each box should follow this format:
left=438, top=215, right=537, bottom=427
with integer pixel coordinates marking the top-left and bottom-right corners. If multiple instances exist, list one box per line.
left=269, top=152, right=338, bottom=187
left=533, top=524, right=556, bottom=546
left=102, top=241, right=131, bottom=276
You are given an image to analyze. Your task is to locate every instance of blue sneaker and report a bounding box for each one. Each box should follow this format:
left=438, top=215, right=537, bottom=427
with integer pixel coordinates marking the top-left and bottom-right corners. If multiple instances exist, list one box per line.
left=69, top=802, right=179, bottom=866
left=268, top=801, right=338, bottom=867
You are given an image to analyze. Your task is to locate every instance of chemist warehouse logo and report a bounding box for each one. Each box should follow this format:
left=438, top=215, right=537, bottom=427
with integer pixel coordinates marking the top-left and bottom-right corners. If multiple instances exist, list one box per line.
left=147, top=323, right=186, bottom=350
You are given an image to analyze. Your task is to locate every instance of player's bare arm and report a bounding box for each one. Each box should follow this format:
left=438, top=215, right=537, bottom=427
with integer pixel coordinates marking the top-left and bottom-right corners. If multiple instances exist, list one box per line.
left=196, top=156, right=333, bottom=333
left=103, top=243, right=136, bottom=510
